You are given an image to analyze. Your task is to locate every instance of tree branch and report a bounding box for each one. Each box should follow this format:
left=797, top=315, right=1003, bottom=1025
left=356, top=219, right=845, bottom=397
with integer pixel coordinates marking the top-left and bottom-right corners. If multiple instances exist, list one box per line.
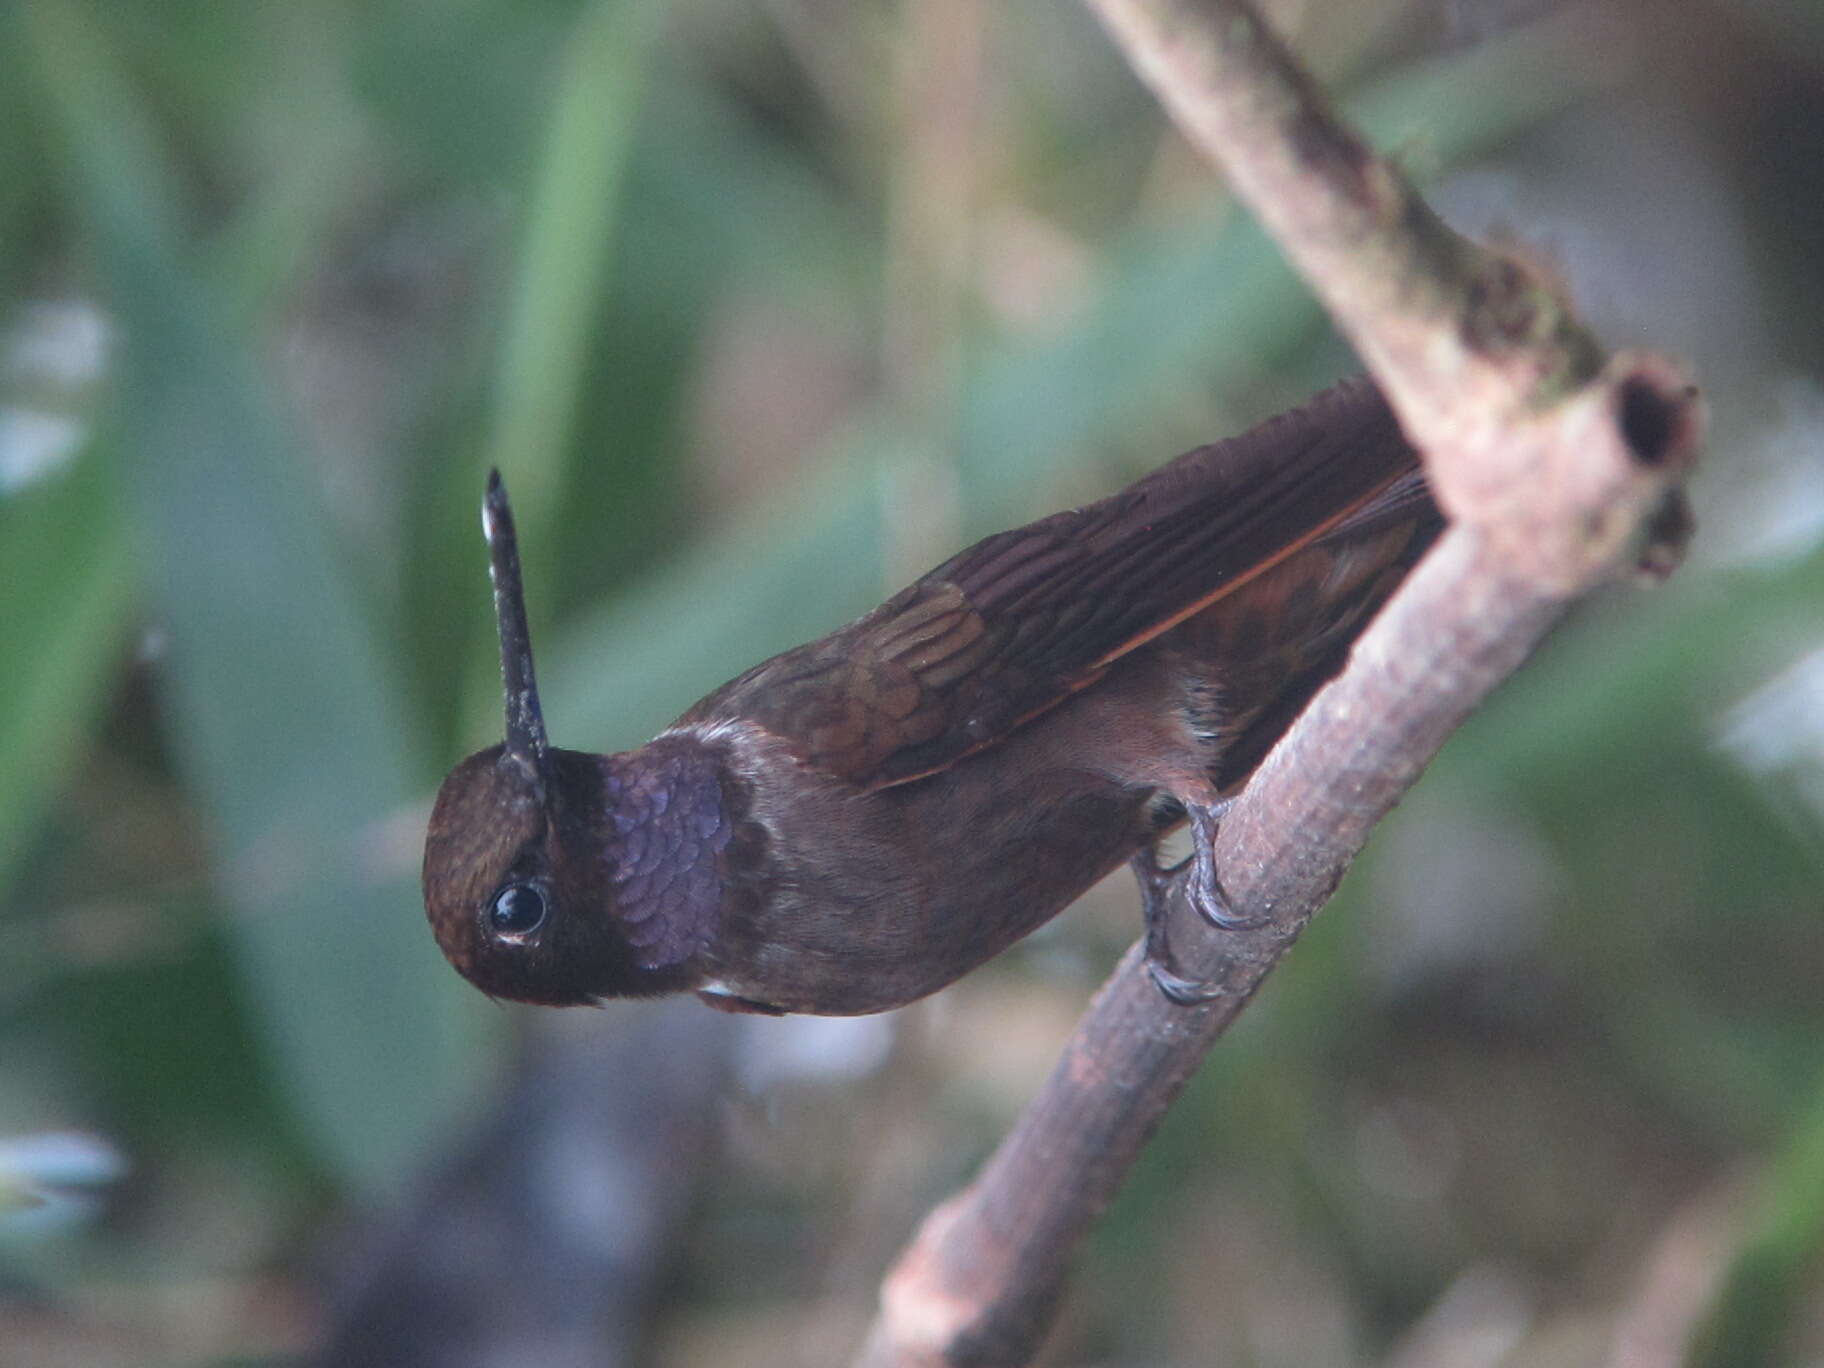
left=856, top=3, right=1702, bottom=1365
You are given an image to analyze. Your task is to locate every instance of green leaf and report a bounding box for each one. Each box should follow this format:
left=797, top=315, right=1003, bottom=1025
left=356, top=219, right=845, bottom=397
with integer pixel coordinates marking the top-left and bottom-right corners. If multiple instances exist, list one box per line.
left=431, top=0, right=674, bottom=747
left=1690, top=1078, right=1824, bottom=1367
left=17, top=0, right=486, bottom=1195
left=0, top=452, right=134, bottom=899
left=484, top=0, right=672, bottom=530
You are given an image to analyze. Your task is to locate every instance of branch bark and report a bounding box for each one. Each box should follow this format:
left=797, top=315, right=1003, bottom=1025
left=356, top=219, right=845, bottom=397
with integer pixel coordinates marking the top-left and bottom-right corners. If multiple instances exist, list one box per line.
left=857, top=3, right=1703, bottom=1365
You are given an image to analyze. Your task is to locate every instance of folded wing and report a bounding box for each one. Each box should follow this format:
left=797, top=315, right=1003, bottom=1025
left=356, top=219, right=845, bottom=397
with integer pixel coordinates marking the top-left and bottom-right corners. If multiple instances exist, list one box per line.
left=679, top=378, right=1433, bottom=791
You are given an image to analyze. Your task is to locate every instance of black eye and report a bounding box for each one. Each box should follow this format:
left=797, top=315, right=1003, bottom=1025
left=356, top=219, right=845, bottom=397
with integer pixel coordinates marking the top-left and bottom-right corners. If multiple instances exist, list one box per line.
left=489, top=883, right=547, bottom=938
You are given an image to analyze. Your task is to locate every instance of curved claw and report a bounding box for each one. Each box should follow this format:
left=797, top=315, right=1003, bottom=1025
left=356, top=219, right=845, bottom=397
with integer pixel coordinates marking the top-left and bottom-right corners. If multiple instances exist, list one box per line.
left=1145, top=955, right=1227, bottom=1005
left=1185, top=800, right=1270, bottom=932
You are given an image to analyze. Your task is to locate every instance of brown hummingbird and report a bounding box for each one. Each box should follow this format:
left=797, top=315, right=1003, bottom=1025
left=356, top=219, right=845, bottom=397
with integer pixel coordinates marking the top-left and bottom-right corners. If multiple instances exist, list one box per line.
left=422, top=378, right=1441, bottom=1015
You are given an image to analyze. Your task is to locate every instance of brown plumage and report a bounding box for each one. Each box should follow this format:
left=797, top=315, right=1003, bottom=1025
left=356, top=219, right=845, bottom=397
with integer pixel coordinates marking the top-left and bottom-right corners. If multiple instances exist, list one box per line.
left=422, top=378, right=1442, bottom=1015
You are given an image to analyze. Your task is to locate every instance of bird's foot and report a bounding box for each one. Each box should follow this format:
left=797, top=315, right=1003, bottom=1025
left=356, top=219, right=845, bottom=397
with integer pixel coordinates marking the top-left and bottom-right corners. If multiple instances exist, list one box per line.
left=1130, top=843, right=1224, bottom=1005
left=1130, top=796, right=1269, bottom=1005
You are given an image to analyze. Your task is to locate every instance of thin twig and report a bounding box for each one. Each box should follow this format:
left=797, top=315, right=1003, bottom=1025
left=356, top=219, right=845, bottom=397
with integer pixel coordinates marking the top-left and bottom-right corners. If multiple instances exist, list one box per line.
left=856, top=1, right=1702, bottom=1365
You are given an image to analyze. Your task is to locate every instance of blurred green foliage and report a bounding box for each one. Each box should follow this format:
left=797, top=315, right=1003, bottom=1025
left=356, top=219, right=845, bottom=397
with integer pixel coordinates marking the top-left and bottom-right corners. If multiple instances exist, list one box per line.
left=0, top=0, right=1821, bottom=1363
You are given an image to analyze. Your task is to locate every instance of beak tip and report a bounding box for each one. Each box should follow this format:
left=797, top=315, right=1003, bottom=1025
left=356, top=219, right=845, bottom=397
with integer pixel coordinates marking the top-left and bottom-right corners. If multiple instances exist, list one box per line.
left=483, top=470, right=509, bottom=545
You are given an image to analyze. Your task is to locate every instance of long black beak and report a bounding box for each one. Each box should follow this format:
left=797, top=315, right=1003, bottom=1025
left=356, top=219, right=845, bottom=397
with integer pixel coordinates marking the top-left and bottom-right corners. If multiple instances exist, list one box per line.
left=482, top=470, right=549, bottom=774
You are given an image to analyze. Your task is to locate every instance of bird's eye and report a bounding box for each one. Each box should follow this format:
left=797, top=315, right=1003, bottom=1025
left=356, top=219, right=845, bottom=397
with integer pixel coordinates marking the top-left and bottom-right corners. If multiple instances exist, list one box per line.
left=489, top=883, right=548, bottom=939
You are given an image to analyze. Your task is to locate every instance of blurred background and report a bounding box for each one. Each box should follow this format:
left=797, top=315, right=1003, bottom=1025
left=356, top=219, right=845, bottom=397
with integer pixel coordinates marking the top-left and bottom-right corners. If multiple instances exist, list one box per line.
left=1, top=0, right=1822, bottom=1364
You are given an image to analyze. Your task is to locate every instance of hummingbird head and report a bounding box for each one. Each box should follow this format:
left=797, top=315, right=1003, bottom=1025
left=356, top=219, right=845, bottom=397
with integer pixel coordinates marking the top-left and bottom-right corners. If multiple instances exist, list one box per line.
left=421, top=473, right=666, bottom=1006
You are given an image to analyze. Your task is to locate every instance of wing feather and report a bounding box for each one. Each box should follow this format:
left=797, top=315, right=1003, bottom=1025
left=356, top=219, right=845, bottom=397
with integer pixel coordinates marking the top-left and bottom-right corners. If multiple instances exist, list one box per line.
left=678, top=378, right=1433, bottom=789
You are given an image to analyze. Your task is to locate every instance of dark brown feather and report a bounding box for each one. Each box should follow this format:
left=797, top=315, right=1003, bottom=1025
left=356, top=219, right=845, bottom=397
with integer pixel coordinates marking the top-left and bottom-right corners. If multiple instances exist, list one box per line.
left=679, top=378, right=1424, bottom=790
